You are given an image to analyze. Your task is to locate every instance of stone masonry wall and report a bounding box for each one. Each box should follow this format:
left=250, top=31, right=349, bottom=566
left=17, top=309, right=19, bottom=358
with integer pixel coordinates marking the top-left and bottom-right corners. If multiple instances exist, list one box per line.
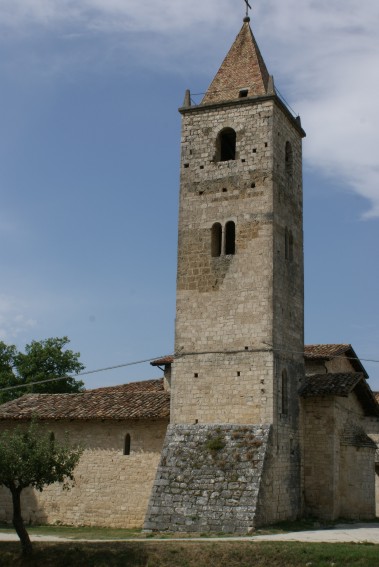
left=366, top=417, right=379, bottom=516
left=301, top=393, right=376, bottom=520
left=0, top=418, right=168, bottom=528
left=305, top=356, right=357, bottom=376
left=170, top=95, right=304, bottom=525
left=144, top=424, right=271, bottom=533
left=173, top=98, right=281, bottom=426
left=272, top=103, right=304, bottom=358
left=176, top=100, right=275, bottom=360
left=259, top=355, right=302, bottom=525
left=170, top=351, right=274, bottom=425
left=339, top=444, right=375, bottom=519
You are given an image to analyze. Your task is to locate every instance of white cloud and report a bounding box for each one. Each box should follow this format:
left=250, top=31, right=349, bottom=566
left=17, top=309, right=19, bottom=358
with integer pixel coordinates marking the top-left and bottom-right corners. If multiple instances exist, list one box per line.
left=0, top=0, right=234, bottom=33
left=0, top=295, right=37, bottom=342
left=1, top=0, right=378, bottom=216
left=257, top=0, right=379, bottom=217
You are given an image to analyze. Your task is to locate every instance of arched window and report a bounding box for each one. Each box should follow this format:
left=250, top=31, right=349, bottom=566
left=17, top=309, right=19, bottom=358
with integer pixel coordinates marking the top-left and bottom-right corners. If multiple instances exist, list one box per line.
left=217, top=128, right=236, bottom=162
left=281, top=370, right=288, bottom=415
left=124, top=433, right=131, bottom=456
left=211, top=223, right=222, bottom=257
left=225, top=221, right=235, bottom=255
left=285, top=141, right=293, bottom=177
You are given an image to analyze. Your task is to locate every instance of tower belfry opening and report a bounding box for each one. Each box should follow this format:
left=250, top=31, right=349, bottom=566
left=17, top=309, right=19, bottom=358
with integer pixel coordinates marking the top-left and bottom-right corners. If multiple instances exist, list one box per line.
left=218, top=128, right=236, bottom=161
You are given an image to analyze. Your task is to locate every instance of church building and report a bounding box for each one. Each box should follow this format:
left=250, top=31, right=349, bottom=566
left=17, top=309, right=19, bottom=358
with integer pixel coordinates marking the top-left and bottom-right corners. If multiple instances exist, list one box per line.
left=0, top=14, right=378, bottom=532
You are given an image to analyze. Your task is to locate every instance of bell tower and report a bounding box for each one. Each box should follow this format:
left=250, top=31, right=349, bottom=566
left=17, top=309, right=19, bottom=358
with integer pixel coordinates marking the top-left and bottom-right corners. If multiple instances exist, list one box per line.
left=146, top=15, right=306, bottom=531
left=172, top=17, right=305, bottom=429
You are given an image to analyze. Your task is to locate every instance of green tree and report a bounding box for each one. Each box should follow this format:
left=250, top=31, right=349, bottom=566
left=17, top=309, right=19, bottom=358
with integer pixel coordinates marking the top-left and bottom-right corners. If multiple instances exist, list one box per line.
left=0, top=421, right=83, bottom=555
left=0, top=342, right=21, bottom=401
left=0, top=336, right=85, bottom=404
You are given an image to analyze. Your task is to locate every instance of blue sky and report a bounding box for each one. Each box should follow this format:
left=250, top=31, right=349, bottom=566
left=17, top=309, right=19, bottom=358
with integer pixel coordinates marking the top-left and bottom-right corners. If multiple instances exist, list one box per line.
left=1, top=0, right=378, bottom=389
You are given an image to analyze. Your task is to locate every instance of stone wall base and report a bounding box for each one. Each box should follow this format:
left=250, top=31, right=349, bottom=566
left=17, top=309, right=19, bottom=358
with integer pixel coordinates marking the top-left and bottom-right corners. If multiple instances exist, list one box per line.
left=144, top=423, right=271, bottom=533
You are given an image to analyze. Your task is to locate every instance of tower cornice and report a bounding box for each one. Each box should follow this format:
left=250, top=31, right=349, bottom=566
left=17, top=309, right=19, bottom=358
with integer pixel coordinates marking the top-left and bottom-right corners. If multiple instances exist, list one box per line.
left=179, top=94, right=306, bottom=138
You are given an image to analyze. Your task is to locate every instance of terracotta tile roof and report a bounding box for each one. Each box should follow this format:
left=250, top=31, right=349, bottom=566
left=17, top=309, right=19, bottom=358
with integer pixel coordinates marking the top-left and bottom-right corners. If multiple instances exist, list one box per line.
left=304, top=344, right=352, bottom=359
left=202, top=20, right=270, bottom=105
left=0, top=379, right=170, bottom=421
left=304, top=344, right=368, bottom=378
left=299, top=373, right=363, bottom=397
left=89, top=378, right=165, bottom=393
left=150, top=356, right=174, bottom=367
left=299, top=373, right=379, bottom=417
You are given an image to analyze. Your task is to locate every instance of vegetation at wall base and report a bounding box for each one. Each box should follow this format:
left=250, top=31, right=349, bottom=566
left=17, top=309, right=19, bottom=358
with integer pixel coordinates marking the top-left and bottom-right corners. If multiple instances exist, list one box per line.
left=0, top=541, right=379, bottom=567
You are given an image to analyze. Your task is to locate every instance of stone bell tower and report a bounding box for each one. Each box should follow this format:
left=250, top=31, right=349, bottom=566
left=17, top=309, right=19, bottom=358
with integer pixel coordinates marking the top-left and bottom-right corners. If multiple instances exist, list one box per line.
left=145, top=15, right=306, bottom=532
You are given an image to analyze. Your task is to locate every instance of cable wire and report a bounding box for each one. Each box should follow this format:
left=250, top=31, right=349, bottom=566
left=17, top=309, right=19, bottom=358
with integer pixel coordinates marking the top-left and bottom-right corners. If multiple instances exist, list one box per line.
left=0, top=355, right=168, bottom=393
left=1, top=347, right=378, bottom=395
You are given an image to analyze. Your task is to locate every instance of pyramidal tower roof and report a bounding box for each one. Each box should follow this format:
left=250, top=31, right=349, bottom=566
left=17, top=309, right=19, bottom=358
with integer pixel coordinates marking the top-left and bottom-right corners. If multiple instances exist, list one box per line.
left=202, top=18, right=270, bottom=105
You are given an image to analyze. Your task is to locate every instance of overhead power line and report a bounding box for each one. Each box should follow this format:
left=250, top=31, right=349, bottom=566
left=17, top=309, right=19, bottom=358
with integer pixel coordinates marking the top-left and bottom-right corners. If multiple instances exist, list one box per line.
left=1, top=347, right=378, bottom=395
left=0, top=356, right=168, bottom=394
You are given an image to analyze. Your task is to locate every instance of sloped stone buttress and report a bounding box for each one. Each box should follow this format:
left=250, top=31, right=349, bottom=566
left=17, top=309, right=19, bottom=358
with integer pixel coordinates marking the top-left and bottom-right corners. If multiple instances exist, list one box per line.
left=144, top=424, right=271, bottom=533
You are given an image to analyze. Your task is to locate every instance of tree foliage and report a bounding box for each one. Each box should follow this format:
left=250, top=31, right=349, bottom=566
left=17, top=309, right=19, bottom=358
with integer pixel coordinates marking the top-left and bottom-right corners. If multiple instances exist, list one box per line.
left=0, top=336, right=85, bottom=404
left=0, top=421, right=83, bottom=555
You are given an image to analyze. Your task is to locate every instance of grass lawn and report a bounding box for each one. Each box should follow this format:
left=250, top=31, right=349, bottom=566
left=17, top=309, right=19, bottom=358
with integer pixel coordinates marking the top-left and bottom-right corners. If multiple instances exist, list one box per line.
left=0, top=524, right=143, bottom=540
left=0, top=541, right=379, bottom=567
left=0, top=517, right=366, bottom=540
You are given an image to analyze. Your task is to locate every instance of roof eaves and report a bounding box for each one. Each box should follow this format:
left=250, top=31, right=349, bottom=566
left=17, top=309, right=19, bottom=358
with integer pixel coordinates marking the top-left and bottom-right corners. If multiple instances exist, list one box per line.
left=150, top=356, right=174, bottom=367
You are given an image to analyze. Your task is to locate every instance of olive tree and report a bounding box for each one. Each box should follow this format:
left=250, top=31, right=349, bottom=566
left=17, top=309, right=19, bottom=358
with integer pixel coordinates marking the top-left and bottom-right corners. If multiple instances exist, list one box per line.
left=0, top=421, right=83, bottom=555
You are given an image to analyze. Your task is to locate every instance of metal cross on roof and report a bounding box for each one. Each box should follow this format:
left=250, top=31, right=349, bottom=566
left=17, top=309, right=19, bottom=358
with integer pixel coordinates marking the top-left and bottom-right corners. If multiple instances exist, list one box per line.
left=244, top=0, right=252, bottom=18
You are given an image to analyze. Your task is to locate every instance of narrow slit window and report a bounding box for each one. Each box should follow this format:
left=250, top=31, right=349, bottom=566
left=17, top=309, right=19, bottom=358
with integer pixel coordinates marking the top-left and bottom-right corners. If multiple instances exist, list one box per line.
left=285, top=141, right=293, bottom=177
left=289, top=231, right=294, bottom=261
left=211, top=223, right=222, bottom=257
left=225, top=221, right=236, bottom=255
left=124, top=433, right=131, bottom=455
left=281, top=370, right=288, bottom=415
left=217, top=128, right=236, bottom=162
left=285, top=227, right=289, bottom=260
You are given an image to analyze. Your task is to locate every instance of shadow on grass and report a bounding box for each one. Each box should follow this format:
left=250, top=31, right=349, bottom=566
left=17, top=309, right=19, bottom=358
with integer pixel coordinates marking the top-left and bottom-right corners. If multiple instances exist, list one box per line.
left=1, top=541, right=379, bottom=567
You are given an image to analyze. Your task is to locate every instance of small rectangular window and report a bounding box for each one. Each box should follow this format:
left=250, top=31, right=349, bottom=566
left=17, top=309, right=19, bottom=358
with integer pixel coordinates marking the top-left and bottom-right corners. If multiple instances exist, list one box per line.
left=239, top=89, right=249, bottom=98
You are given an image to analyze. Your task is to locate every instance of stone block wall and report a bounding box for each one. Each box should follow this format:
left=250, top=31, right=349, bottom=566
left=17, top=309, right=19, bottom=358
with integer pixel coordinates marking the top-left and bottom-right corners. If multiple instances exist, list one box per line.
left=305, top=356, right=357, bottom=376
left=255, top=430, right=301, bottom=525
left=272, top=103, right=304, bottom=358
left=339, top=444, right=375, bottom=519
left=144, top=424, right=271, bottom=532
left=365, top=417, right=379, bottom=516
left=0, top=418, right=168, bottom=527
left=173, top=97, right=304, bottom=428
left=170, top=351, right=274, bottom=425
left=168, top=95, right=304, bottom=526
left=301, top=393, right=376, bottom=520
left=176, top=100, right=275, bottom=361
